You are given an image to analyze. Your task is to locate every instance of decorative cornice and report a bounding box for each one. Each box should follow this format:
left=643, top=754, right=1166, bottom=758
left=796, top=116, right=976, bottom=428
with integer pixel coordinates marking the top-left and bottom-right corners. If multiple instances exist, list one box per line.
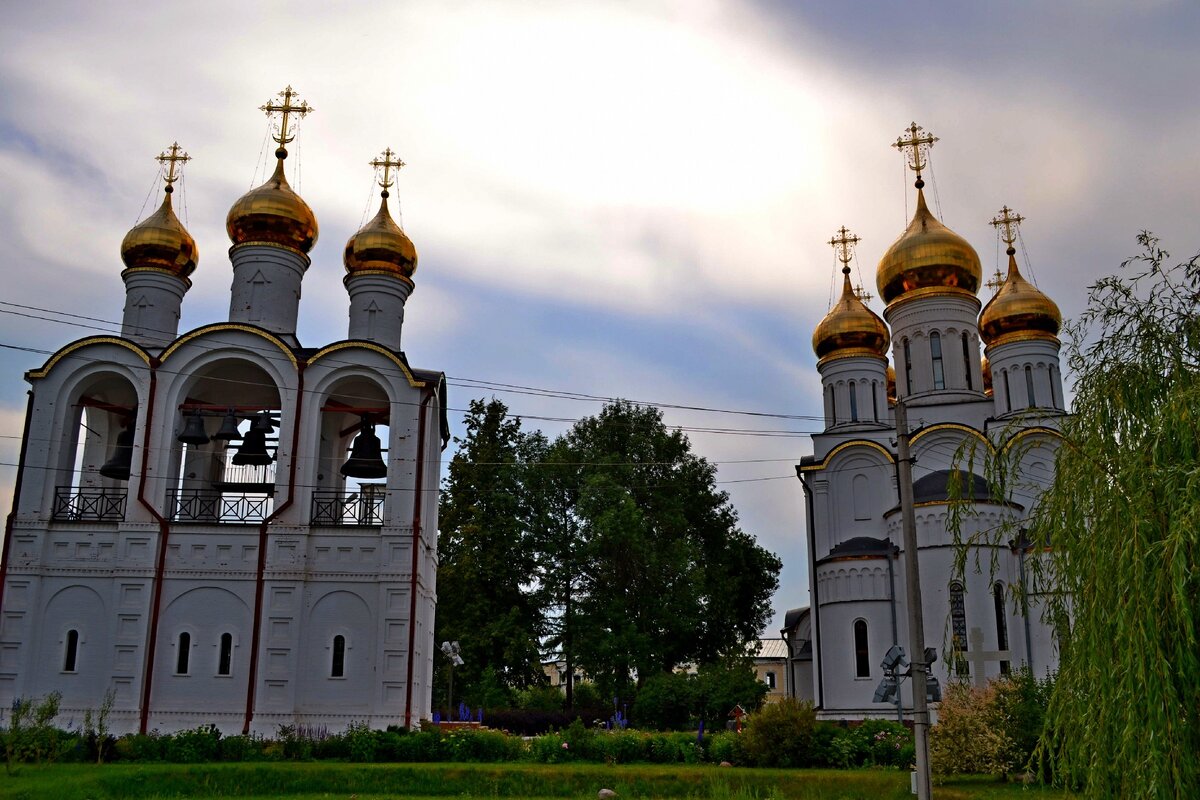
left=26, top=336, right=153, bottom=380
left=800, top=439, right=895, bottom=472
left=306, top=341, right=425, bottom=388
left=159, top=323, right=299, bottom=368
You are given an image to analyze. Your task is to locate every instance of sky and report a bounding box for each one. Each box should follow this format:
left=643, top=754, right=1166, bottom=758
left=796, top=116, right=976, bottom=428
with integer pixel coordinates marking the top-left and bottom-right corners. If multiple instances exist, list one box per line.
left=1, top=0, right=1198, bottom=633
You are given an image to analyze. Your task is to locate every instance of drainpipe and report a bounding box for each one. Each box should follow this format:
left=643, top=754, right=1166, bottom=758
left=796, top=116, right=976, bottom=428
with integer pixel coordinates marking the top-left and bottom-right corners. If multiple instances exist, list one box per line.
left=137, top=365, right=170, bottom=734
left=404, top=387, right=436, bottom=729
left=887, top=541, right=901, bottom=723
left=243, top=361, right=305, bottom=734
left=797, top=469, right=823, bottom=709
left=0, top=391, right=36, bottom=622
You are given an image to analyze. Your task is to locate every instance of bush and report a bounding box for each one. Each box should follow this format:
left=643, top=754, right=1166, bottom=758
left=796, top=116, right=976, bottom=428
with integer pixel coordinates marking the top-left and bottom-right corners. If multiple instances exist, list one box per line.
left=704, top=730, right=744, bottom=765
left=515, top=684, right=564, bottom=713
left=480, top=708, right=577, bottom=736
left=692, top=660, right=769, bottom=728
left=991, top=667, right=1052, bottom=771
left=631, top=672, right=694, bottom=731
left=739, top=698, right=817, bottom=768
left=379, top=728, right=446, bottom=762
left=930, top=681, right=1021, bottom=778
left=162, top=725, right=222, bottom=763
left=444, top=728, right=525, bottom=762
left=218, top=734, right=261, bottom=762
left=848, top=719, right=913, bottom=768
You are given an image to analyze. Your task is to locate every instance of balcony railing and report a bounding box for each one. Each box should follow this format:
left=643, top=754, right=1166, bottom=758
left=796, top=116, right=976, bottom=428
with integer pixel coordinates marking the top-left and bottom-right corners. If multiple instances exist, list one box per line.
left=167, top=488, right=274, bottom=524
left=311, top=489, right=384, bottom=526
left=52, top=487, right=127, bottom=522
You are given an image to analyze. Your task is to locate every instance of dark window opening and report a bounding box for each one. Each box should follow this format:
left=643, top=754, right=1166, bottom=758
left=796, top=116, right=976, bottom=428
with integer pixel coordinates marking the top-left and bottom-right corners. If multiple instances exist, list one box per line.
left=962, top=332, right=974, bottom=390
left=849, top=381, right=859, bottom=422
left=1049, top=366, right=1061, bottom=409
left=332, top=635, right=346, bottom=678
left=218, top=632, right=233, bottom=676
left=903, top=339, right=913, bottom=395
left=931, top=332, right=945, bottom=390
left=854, top=619, right=870, bottom=678
left=1001, top=369, right=1012, bottom=412
left=176, top=632, right=191, bottom=675
left=871, top=381, right=879, bottom=422
left=64, top=629, right=79, bottom=672
left=950, top=582, right=968, bottom=676
left=994, top=582, right=1010, bottom=675
left=765, top=671, right=776, bottom=689
left=831, top=385, right=839, bottom=425
left=1025, top=365, right=1037, bottom=408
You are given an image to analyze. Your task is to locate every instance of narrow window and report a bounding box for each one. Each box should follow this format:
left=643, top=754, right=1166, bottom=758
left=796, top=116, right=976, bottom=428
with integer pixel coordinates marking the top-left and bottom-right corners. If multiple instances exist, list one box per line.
left=765, top=671, right=776, bottom=689
left=1001, top=369, right=1012, bottom=412
left=993, top=582, right=1010, bottom=675
left=331, top=635, right=346, bottom=678
left=902, top=339, right=913, bottom=395
left=962, top=332, right=974, bottom=390
left=831, top=384, right=839, bottom=425
left=64, top=629, right=79, bottom=672
left=854, top=619, right=870, bottom=678
left=871, top=381, right=879, bottom=422
left=1025, top=365, right=1037, bottom=408
left=949, top=582, right=968, bottom=676
left=1049, top=366, right=1061, bottom=409
left=849, top=381, right=859, bottom=422
left=218, top=632, right=233, bottom=676
left=176, top=632, right=191, bottom=675
left=930, top=332, right=945, bottom=390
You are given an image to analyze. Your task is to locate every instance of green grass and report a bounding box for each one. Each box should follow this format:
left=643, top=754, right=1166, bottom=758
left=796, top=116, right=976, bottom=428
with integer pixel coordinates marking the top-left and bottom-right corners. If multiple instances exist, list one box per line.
left=0, top=762, right=1072, bottom=799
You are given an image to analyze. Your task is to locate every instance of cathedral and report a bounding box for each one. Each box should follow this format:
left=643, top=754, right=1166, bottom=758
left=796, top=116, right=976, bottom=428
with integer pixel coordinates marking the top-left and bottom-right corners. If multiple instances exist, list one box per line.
left=788, top=125, right=1064, bottom=718
left=0, top=88, right=446, bottom=735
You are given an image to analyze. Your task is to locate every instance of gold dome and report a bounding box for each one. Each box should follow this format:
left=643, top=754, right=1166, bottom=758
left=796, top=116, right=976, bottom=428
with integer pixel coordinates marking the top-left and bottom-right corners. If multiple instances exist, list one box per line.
left=886, top=365, right=897, bottom=404
left=120, top=189, right=197, bottom=278
left=981, top=355, right=993, bottom=397
left=979, top=253, right=1061, bottom=347
left=877, top=188, right=982, bottom=305
left=344, top=194, right=417, bottom=280
left=226, top=154, right=318, bottom=253
left=812, top=270, right=890, bottom=364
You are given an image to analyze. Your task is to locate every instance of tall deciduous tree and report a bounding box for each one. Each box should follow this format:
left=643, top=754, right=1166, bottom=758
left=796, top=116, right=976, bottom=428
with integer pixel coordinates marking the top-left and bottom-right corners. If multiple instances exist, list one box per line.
left=435, top=399, right=543, bottom=706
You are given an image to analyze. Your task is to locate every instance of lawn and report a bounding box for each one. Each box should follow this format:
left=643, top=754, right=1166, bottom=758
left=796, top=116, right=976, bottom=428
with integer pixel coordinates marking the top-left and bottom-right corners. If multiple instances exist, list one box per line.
left=0, top=762, right=1071, bottom=799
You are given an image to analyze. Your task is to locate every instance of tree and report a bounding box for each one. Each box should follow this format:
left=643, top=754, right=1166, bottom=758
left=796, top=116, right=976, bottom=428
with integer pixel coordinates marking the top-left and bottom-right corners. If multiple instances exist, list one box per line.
left=952, top=234, right=1200, bottom=797
left=435, top=399, right=544, bottom=706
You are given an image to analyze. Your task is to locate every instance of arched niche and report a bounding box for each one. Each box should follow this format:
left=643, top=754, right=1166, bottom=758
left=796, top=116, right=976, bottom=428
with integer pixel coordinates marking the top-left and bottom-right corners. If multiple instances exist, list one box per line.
left=310, top=372, right=394, bottom=526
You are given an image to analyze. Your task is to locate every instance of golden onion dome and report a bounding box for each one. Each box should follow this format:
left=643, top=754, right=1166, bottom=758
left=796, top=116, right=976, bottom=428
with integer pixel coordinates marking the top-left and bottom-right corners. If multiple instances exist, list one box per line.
left=120, top=188, right=198, bottom=278
left=877, top=188, right=982, bottom=305
left=226, top=151, right=318, bottom=253
left=886, top=365, right=897, bottom=404
left=981, top=355, right=993, bottom=397
left=344, top=193, right=417, bottom=279
left=812, top=269, right=890, bottom=364
left=979, top=251, right=1061, bottom=347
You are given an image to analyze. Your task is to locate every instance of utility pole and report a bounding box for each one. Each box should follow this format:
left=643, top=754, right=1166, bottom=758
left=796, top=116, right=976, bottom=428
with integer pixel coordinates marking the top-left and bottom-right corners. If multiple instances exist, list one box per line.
left=896, top=399, right=931, bottom=800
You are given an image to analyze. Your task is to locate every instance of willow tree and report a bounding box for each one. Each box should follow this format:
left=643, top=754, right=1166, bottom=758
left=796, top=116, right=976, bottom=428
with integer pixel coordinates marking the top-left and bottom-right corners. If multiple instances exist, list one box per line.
left=953, top=234, right=1200, bottom=797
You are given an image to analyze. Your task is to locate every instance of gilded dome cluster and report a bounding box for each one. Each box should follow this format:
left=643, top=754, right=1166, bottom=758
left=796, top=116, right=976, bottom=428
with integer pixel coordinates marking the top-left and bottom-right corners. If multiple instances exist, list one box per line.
left=979, top=252, right=1061, bottom=347
left=812, top=270, right=890, bottom=364
left=226, top=150, right=319, bottom=254
left=876, top=188, right=982, bottom=305
left=120, top=187, right=198, bottom=278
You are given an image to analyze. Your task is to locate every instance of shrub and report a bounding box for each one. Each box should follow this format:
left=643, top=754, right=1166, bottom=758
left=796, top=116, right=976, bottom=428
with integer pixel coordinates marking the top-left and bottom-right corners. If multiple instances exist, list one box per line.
left=515, top=684, right=564, bottom=713
left=444, top=728, right=525, bottom=762
left=2, top=692, right=70, bottom=771
left=848, top=719, right=913, bottom=768
left=162, top=725, right=222, bottom=763
left=739, top=698, right=817, bottom=768
left=930, top=680, right=1021, bottom=778
left=218, top=734, right=260, bottom=762
left=480, top=708, right=576, bottom=736
left=705, top=730, right=744, bottom=765
left=991, top=667, right=1053, bottom=771
left=631, top=671, right=694, bottom=731
left=380, top=728, right=446, bottom=762
left=692, top=660, right=769, bottom=728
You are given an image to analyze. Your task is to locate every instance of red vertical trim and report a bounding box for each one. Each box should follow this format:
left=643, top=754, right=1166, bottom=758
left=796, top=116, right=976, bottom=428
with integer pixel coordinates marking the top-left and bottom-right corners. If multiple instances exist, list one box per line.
left=243, top=362, right=305, bottom=734
left=403, top=389, right=435, bottom=729
left=137, top=366, right=169, bottom=734
left=0, top=391, right=36, bottom=623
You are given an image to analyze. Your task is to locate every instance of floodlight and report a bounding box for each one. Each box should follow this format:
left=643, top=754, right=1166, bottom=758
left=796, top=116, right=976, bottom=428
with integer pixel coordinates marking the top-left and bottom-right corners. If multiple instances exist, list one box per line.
left=924, top=647, right=938, bottom=665
left=926, top=676, right=941, bottom=702
left=873, top=675, right=898, bottom=703
left=880, top=644, right=908, bottom=672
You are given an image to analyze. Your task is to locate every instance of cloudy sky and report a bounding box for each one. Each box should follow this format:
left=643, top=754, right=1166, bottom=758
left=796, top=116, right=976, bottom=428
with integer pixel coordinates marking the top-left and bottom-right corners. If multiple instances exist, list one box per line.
left=2, top=1, right=1198, bottom=631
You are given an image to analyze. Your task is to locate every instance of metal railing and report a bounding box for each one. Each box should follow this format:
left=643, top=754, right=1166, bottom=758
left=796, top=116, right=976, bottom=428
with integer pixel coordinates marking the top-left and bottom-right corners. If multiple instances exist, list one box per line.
left=52, top=487, right=127, bottom=522
left=167, top=488, right=274, bottom=524
left=311, top=490, right=384, bottom=526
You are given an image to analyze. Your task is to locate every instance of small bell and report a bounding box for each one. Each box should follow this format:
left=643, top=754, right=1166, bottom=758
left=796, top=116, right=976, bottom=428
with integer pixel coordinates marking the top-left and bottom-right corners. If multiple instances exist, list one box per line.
left=213, top=411, right=242, bottom=441
left=99, top=427, right=135, bottom=481
left=177, top=411, right=210, bottom=445
left=230, top=422, right=273, bottom=466
left=340, top=419, right=387, bottom=479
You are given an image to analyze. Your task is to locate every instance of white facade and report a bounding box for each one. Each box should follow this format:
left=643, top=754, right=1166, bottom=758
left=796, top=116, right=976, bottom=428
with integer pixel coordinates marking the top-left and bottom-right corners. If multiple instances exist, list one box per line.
left=0, top=134, right=445, bottom=736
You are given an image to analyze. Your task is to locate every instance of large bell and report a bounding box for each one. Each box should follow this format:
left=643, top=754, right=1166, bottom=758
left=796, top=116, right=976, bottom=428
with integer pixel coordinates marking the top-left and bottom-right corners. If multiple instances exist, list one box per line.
left=230, top=422, right=273, bottom=466
left=99, top=427, right=135, bottom=481
left=340, top=421, right=387, bottom=479
left=213, top=411, right=242, bottom=441
left=177, top=411, right=210, bottom=445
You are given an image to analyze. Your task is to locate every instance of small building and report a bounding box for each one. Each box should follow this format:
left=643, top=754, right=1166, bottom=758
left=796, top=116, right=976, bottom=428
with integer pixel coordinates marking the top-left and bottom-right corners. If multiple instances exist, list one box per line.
left=750, top=638, right=788, bottom=702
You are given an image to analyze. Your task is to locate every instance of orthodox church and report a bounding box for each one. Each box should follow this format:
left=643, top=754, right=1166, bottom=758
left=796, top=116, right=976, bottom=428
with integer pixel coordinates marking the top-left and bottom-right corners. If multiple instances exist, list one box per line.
left=789, top=125, right=1064, bottom=718
left=0, top=88, right=447, bottom=735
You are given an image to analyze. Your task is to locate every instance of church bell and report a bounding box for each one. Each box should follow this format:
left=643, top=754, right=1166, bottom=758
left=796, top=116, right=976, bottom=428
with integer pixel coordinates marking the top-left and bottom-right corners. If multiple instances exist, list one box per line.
left=99, top=426, right=135, bottom=481
left=340, top=419, right=387, bottom=479
left=177, top=411, right=210, bottom=445
left=230, top=413, right=273, bottom=466
left=213, top=411, right=242, bottom=442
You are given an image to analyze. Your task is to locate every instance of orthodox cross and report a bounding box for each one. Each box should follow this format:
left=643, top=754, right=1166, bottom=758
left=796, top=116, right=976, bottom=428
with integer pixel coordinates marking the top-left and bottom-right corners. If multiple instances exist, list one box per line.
left=829, top=225, right=861, bottom=275
left=155, top=142, right=190, bottom=189
left=966, top=627, right=1012, bottom=688
left=369, top=148, right=406, bottom=195
left=260, top=85, right=313, bottom=148
left=989, top=205, right=1024, bottom=247
left=892, top=121, right=938, bottom=181
left=986, top=269, right=1006, bottom=292
left=854, top=284, right=874, bottom=303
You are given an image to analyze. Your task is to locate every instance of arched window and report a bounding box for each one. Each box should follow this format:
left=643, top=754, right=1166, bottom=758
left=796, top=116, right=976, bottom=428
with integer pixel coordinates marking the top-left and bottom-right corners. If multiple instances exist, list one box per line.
left=63, top=629, right=79, bottom=672
left=765, top=671, right=776, bottom=689
left=930, top=332, right=945, bottom=390
left=1001, top=369, right=1012, bottom=413
left=854, top=619, right=870, bottom=678
left=1049, top=365, right=1061, bottom=409
left=831, top=384, right=839, bottom=425
left=962, top=332, right=974, bottom=390
left=993, top=582, right=1010, bottom=675
left=902, top=339, right=913, bottom=395
left=949, top=582, right=968, bottom=676
left=849, top=381, right=859, bottom=422
left=218, top=632, right=233, bottom=676
left=871, top=381, right=879, bottom=422
left=852, top=474, right=871, bottom=520
left=176, top=632, right=191, bottom=675
left=1025, top=365, right=1037, bottom=408
left=331, top=635, right=346, bottom=678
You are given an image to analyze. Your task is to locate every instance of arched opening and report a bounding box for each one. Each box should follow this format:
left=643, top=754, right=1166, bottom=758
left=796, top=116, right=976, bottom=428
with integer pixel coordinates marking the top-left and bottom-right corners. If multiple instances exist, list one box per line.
left=331, top=634, right=346, bottom=678
left=993, top=582, right=1010, bottom=674
left=930, top=332, right=945, bottom=390
left=871, top=381, right=880, bottom=422
left=1001, top=369, right=1012, bottom=413
left=853, top=619, right=870, bottom=678
left=55, top=372, right=139, bottom=522
left=961, top=332, right=974, bottom=390
left=1049, top=365, right=1061, bottom=409
left=1025, top=365, right=1037, bottom=408
left=949, top=582, right=968, bottom=676
left=176, top=631, right=191, bottom=675
left=63, top=629, right=79, bottom=672
left=902, top=338, right=913, bottom=395
left=313, top=375, right=393, bottom=526
left=218, top=632, right=233, bottom=676
left=170, top=359, right=282, bottom=524
left=848, top=380, right=859, bottom=422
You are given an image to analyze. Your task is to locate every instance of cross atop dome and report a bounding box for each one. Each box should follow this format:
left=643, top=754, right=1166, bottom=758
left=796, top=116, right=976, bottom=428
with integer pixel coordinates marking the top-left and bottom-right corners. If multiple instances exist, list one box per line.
left=155, top=142, right=190, bottom=192
left=260, top=85, right=313, bottom=153
left=369, top=148, right=406, bottom=197
left=893, top=122, right=938, bottom=186
left=829, top=225, right=861, bottom=274
left=989, top=205, right=1025, bottom=253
